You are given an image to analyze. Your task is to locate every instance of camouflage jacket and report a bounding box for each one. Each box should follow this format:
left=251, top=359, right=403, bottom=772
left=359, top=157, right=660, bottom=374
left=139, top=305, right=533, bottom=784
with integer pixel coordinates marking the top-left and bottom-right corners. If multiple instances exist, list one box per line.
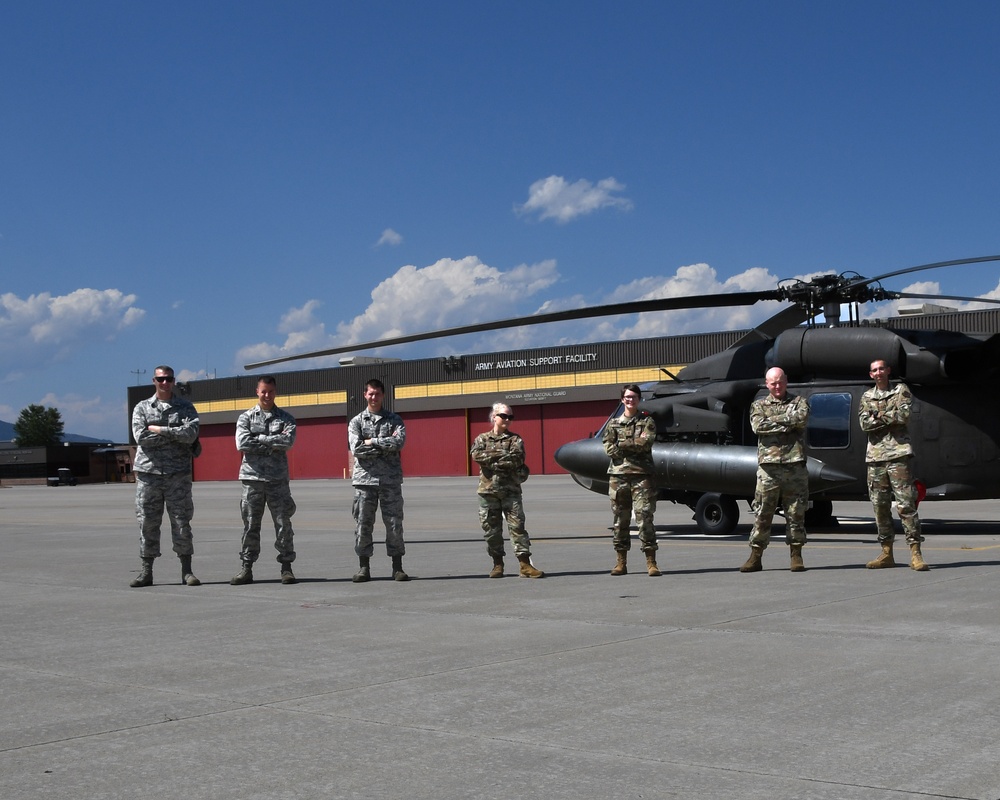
left=348, top=408, right=406, bottom=486
left=131, top=393, right=200, bottom=475
left=750, top=392, right=808, bottom=465
left=236, top=404, right=296, bottom=482
left=859, top=382, right=914, bottom=463
left=471, top=430, right=526, bottom=495
left=602, top=411, right=656, bottom=475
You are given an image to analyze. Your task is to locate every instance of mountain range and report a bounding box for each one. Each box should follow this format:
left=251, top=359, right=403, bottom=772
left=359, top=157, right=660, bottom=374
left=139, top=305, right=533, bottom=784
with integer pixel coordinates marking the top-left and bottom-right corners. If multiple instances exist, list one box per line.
left=0, top=419, right=114, bottom=444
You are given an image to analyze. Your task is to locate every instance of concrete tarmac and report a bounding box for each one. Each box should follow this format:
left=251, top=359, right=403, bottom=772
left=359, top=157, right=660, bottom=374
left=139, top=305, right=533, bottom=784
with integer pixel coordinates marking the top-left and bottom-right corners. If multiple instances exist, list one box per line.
left=2, top=475, right=999, bottom=800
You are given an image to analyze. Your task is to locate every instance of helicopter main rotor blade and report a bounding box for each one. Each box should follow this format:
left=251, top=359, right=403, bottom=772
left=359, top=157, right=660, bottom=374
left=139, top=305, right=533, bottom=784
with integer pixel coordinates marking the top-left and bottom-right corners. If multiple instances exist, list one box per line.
left=889, top=291, right=1000, bottom=306
left=852, top=255, right=1000, bottom=288
left=244, top=289, right=781, bottom=369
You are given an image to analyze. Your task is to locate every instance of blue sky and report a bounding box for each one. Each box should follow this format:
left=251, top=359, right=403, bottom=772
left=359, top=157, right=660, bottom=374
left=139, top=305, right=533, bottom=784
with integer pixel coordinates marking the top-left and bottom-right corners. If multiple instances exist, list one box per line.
left=3, top=1, right=1000, bottom=441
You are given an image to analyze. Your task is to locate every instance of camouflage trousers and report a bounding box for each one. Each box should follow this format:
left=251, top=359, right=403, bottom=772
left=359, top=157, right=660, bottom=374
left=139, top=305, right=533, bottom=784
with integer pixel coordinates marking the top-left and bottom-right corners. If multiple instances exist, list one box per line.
left=353, top=483, right=405, bottom=558
left=239, top=479, right=297, bottom=565
left=867, top=458, right=923, bottom=545
left=748, top=463, right=807, bottom=550
left=135, top=471, right=194, bottom=559
left=478, top=489, right=532, bottom=558
left=608, top=474, right=657, bottom=552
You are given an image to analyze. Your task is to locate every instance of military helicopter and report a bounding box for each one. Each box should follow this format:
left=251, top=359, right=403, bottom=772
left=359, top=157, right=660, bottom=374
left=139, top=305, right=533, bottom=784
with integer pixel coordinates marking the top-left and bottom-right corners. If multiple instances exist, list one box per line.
left=247, top=255, right=1000, bottom=534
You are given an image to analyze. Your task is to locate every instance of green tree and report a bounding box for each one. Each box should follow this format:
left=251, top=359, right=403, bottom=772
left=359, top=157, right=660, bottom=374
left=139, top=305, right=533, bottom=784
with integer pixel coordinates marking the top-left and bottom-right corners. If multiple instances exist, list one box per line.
left=13, top=404, right=65, bottom=446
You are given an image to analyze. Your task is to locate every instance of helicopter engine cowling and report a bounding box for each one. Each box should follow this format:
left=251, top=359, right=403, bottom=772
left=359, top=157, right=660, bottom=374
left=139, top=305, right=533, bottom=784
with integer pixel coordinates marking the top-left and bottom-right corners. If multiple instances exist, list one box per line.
left=642, top=398, right=730, bottom=434
left=768, top=327, right=946, bottom=383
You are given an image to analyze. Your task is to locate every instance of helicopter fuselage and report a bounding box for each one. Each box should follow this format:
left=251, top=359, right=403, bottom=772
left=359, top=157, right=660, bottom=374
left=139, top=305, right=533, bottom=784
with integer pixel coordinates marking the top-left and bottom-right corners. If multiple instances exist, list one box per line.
left=553, top=324, right=1000, bottom=533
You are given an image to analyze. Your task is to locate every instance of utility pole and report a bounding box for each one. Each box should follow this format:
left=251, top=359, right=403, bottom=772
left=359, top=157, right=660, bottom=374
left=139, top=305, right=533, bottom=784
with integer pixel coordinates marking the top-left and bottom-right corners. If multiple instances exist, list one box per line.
left=131, top=368, right=146, bottom=385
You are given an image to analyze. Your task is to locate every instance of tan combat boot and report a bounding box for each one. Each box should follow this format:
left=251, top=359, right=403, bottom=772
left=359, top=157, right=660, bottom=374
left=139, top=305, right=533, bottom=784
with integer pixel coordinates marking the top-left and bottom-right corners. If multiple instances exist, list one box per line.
left=739, top=547, right=763, bottom=573
left=909, top=542, right=930, bottom=571
left=866, top=543, right=895, bottom=569
left=610, top=551, right=627, bottom=576
left=517, top=554, right=544, bottom=578
left=489, top=554, right=504, bottom=578
left=789, top=544, right=805, bottom=572
left=645, top=551, right=661, bottom=577
left=280, top=562, right=297, bottom=584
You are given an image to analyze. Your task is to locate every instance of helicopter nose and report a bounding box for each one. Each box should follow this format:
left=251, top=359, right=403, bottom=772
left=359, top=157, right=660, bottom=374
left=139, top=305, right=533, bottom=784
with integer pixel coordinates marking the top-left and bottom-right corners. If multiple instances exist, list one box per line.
left=554, top=437, right=610, bottom=481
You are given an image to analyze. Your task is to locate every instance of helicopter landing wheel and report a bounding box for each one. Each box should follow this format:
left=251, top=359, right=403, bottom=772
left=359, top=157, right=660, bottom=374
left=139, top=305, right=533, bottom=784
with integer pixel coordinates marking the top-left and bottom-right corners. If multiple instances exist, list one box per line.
left=694, top=492, right=739, bottom=536
left=805, top=499, right=836, bottom=528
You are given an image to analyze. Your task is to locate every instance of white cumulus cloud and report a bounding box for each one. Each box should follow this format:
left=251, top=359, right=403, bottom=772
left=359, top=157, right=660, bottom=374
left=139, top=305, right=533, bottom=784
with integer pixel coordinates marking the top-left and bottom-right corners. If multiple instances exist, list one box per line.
left=0, top=288, right=145, bottom=376
left=515, top=175, right=633, bottom=223
left=586, top=264, right=787, bottom=342
left=236, top=257, right=561, bottom=369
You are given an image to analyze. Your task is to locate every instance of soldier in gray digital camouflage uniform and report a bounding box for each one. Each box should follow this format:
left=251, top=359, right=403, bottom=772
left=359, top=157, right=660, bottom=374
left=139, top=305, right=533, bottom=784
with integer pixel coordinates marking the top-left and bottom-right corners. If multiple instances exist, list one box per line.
left=470, top=402, right=544, bottom=578
left=602, top=384, right=660, bottom=576
left=128, top=365, right=201, bottom=588
left=230, top=376, right=299, bottom=586
left=859, top=359, right=928, bottom=571
left=348, top=378, right=408, bottom=582
left=740, top=367, right=809, bottom=573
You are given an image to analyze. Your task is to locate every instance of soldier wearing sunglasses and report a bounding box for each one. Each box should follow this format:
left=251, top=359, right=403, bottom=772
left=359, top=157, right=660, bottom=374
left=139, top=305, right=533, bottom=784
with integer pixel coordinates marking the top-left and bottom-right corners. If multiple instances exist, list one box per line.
left=470, top=403, right=544, bottom=578
left=127, top=365, right=201, bottom=588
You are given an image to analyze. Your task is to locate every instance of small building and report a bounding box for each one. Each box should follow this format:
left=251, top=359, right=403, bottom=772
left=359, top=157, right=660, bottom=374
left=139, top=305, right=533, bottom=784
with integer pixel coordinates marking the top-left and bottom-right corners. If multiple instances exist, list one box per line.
left=0, top=442, right=133, bottom=486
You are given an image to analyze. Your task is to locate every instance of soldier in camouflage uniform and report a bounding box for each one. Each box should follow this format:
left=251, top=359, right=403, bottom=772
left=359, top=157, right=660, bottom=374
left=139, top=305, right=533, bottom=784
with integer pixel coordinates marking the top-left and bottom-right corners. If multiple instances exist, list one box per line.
left=602, top=384, right=660, bottom=576
left=740, top=367, right=809, bottom=573
left=230, top=376, right=299, bottom=586
left=859, top=359, right=928, bottom=570
left=348, top=378, right=409, bottom=582
left=470, top=403, right=544, bottom=578
left=128, top=365, right=201, bottom=588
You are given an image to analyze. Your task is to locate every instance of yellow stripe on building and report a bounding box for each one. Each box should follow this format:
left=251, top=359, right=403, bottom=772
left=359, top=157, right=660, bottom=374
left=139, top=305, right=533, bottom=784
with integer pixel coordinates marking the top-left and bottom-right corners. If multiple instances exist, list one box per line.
left=194, top=367, right=682, bottom=414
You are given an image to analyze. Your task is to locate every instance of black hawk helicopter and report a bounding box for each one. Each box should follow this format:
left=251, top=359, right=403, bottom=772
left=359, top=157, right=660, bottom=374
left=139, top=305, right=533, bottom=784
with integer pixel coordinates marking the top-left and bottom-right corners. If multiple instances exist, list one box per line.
left=246, top=255, right=1000, bottom=534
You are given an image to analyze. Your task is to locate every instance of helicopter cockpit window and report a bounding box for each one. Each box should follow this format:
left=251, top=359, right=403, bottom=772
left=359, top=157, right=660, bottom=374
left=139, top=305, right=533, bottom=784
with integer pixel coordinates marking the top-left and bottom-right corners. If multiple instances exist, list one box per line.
left=806, top=393, right=851, bottom=449
left=597, top=403, right=627, bottom=437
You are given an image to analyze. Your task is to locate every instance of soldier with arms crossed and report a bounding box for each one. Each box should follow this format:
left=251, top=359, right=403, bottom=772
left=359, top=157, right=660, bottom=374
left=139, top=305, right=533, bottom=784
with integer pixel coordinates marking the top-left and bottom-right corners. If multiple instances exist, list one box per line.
left=859, top=359, right=928, bottom=570
left=128, top=365, right=201, bottom=588
left=470, top=402, right=544, bottom=578
left=602, top=384, right=661, bottom=577
left=348, top=378, right=409, bottom=582
left=740, top=367, right=810, bottom=573
left=230, top=376, right=299, bottom=585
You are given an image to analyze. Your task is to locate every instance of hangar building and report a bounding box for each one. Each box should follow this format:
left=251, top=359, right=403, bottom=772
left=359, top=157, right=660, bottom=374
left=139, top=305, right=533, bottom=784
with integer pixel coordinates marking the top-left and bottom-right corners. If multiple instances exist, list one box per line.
left=125, top=308, right=1000, bottom=483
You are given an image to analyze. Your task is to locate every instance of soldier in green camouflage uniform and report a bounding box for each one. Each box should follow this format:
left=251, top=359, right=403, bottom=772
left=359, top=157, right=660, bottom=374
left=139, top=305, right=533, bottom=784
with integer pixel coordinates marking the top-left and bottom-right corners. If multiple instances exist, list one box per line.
left=602, top=384, right=660, bottom=576
left=230, top=376, right=299, bottom=586
left=859, top=359, right=928, bottom=571
left=470, top=403, right=544, bottom=578
left=128, top=365, right=201, bottom=588
left=740, top=367, right=809, bottom=573
left=348, top=378, right=409, bottom=582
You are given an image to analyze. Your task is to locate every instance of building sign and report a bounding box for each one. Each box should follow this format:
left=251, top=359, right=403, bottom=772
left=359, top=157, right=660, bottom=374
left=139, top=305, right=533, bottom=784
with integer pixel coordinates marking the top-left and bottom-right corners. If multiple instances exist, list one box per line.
left=502, top=389, right=569, bottom=403
left=475, top=351, right=598, bottom=372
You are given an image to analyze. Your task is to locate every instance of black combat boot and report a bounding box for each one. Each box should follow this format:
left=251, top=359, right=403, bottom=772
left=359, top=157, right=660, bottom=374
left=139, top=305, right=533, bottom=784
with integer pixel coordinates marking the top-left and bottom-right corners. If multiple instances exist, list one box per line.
left=391, top=555, right=410, bottom=581
left=129, top=557, right=154, bottom=588
left=230, top=562, right=254, bottom=585
left=353, top=556, right=371, bottom=583
left=180, top=555, right=201, bottom=586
